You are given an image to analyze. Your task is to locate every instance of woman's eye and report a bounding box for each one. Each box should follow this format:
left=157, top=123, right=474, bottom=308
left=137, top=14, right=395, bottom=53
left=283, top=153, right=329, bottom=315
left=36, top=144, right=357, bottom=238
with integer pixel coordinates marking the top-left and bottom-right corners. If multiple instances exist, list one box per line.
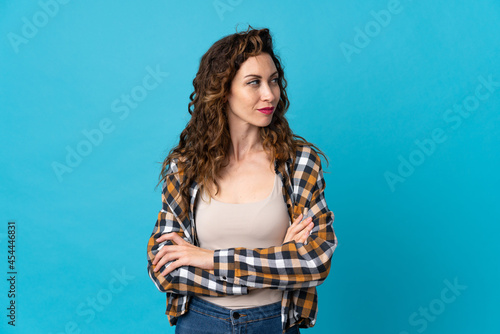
left=248, top=78, right=279, bottom=85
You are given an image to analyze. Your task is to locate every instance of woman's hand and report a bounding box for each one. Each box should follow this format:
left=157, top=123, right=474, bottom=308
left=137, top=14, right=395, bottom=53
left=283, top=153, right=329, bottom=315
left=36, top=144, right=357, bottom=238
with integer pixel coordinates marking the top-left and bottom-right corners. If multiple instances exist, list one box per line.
left=152, top=232, right=214, bottom=277
left=283, top=208, right=314, bottom=245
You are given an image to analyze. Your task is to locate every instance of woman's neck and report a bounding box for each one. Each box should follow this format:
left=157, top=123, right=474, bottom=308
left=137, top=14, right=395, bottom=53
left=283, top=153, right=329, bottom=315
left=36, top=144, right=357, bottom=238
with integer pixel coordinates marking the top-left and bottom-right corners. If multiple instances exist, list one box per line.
left=228, top=122, right=263, bottom=163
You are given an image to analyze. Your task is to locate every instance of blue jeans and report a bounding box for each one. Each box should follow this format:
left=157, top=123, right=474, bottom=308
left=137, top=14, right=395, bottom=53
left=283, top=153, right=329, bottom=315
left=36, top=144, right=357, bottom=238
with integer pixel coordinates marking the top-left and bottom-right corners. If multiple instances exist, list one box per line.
left=174, top=296, right=301, bottom=334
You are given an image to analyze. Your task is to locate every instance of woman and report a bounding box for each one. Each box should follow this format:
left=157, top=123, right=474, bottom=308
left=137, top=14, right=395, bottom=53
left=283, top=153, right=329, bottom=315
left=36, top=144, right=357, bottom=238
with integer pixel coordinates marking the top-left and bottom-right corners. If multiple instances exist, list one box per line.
left=146, top=26, right=338, bottom=334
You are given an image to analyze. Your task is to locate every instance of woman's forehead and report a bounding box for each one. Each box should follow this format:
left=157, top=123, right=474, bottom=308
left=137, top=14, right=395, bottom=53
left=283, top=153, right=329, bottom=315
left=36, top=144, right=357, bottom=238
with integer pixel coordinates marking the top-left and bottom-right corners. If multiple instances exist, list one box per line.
left=236, top=53, right=277, bottom=77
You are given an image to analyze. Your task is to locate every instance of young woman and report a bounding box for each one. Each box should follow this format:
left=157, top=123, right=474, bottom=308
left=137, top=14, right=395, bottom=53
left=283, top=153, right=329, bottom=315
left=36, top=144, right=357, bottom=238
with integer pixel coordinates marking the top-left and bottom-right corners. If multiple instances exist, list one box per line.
left=146, top=26, right=338, bottom=334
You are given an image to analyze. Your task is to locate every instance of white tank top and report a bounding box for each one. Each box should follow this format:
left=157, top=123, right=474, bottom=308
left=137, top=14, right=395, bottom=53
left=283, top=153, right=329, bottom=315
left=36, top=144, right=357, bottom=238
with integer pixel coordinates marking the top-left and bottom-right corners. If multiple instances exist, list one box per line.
left=195, top=173, right=290, bottom=309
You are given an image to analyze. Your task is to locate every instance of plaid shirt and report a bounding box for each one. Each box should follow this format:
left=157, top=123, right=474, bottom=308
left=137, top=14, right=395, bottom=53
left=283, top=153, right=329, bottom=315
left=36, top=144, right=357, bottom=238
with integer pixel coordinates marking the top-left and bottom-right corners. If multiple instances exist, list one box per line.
left=147, top=144, right=338, bottom=333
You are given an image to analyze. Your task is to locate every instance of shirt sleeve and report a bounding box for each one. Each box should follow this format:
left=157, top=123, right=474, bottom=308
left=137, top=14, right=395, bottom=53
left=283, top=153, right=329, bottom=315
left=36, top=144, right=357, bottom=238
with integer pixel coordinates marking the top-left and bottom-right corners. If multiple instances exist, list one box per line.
left=146, top=173, right=248, bottom=296
left=213, top=153, right=338, bottom=291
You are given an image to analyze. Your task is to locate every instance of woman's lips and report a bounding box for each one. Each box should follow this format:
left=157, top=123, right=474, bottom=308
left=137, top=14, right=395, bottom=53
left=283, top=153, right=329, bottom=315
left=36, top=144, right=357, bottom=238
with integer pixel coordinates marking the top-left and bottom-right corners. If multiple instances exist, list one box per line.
left=258, top=107, right=274, bottom=115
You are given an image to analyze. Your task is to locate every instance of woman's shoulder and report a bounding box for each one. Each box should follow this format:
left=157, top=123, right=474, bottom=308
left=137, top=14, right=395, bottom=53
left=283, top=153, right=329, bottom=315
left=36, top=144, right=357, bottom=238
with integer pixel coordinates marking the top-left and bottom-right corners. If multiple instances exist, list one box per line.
left=164, top=155, right=187, bottom=175
left=292, top=143, right=323, bottom=168
left=162, top=156, right=187, bottom=190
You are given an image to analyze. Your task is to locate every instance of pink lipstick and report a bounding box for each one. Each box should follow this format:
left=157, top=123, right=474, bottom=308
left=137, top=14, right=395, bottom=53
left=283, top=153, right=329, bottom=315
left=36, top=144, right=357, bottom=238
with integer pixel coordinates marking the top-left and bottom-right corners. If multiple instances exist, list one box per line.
left=258, top=107, right=274, bottom=115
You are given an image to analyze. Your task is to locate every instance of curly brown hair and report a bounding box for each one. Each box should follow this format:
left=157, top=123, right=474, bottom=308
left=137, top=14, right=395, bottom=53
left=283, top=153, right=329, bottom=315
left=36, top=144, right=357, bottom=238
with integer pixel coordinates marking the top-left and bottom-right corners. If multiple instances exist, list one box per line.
left=156, top=25, right=327, bottom=210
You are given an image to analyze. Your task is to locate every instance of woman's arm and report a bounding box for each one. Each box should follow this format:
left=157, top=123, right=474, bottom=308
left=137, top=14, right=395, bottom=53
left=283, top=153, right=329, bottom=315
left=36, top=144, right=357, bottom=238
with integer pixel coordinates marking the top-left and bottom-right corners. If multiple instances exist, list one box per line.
left=146, top=169, right=248, bottom=296
left=212, top=149, right=338, bottom=290
left=152, top=208, right=315, bottom=277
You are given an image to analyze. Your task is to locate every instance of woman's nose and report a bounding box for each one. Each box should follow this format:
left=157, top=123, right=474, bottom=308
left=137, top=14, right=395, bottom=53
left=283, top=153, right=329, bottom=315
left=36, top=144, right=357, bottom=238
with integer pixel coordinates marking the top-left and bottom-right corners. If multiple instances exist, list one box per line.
left=260, top=83, right=276, bottom=101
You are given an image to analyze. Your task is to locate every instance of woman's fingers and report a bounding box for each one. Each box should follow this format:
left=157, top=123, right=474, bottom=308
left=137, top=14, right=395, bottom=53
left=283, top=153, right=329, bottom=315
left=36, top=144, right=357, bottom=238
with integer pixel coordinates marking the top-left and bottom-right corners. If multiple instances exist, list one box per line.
left=284, top=217, right=306, bottom=243
left=283, top=209, right=314, bottom=244
left=160, top=257, right=185, bottom=277
left=303, top=207, right=308, bottom=217
left=295, top=222, right=314, bottom=243
left=153, top=232, right=185, bottom=264
left=283, top=215, right=302, bottom=243
left=153, top=232, right=215, bottom=276
left=290, top=209, right=310, bottom=230
left=290, top=213, right=303, bottom=227
left=152, top=232, right=187, bottom=270
left=156, top=231, right=185, bottom=244
left=153, top=245, right=181, bottom=268
left=294, top=217, right=312, bottom=232
left=153, top=253, right=173, bottom=272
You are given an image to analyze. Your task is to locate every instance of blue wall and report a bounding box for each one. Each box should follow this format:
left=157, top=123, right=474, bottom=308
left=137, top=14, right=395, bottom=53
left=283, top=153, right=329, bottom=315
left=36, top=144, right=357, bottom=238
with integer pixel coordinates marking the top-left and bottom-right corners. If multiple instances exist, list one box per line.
left=1, top=0, right=499, bottom=333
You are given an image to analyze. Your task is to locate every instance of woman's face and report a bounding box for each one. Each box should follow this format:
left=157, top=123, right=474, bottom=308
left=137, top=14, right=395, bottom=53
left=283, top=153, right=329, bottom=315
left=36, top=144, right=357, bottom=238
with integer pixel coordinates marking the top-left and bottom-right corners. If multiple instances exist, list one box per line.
left=226, top=53, right=280, bottom=128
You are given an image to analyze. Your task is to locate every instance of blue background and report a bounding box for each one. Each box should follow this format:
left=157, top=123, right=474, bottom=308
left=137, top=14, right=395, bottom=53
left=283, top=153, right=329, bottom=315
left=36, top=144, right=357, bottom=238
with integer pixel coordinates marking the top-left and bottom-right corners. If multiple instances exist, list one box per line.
left=1, top=0, right=499, bottom=333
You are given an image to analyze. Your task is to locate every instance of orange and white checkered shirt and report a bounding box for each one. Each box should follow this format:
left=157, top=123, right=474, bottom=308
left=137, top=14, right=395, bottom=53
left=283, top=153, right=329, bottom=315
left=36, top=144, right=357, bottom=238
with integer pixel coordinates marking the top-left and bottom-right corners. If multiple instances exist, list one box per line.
left=147, top=144, right=338, bottom=333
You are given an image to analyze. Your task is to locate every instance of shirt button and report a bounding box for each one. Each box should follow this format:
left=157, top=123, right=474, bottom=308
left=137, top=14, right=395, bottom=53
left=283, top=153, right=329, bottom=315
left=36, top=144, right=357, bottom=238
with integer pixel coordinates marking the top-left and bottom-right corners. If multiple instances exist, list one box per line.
left=233, top=312, right=240, bottom=319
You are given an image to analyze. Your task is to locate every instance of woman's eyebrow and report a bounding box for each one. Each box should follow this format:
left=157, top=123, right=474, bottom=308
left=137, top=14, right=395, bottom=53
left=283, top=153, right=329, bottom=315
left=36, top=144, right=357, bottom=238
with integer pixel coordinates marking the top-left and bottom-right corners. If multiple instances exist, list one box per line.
left=244, top=71, right=279, bottom=79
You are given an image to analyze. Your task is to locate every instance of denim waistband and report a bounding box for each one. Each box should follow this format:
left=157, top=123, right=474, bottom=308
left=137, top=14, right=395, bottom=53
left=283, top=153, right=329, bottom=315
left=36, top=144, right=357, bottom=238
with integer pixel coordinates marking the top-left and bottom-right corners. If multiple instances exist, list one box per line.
left=188, top=296, right=282, bottom=323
